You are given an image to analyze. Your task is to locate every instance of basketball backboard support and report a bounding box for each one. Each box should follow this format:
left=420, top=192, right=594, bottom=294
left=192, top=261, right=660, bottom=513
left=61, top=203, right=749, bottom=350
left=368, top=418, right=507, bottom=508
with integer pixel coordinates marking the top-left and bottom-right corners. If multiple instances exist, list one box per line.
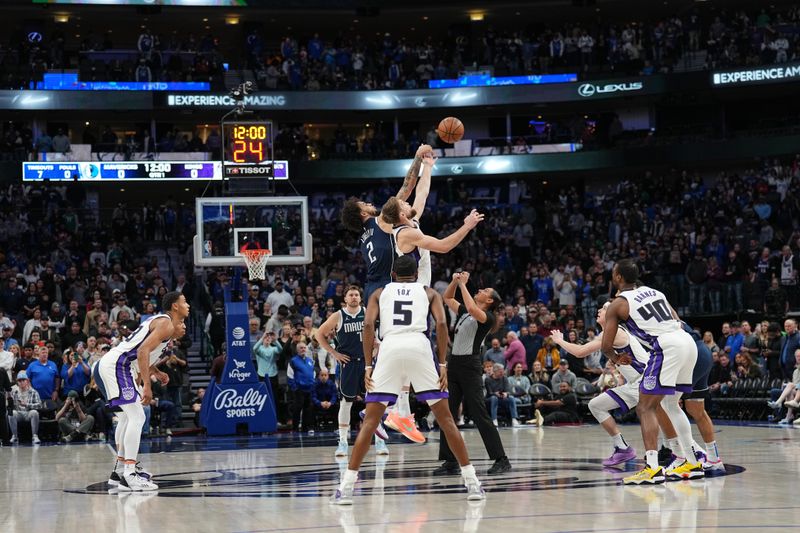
left=193, top=196, right=312, bottom=267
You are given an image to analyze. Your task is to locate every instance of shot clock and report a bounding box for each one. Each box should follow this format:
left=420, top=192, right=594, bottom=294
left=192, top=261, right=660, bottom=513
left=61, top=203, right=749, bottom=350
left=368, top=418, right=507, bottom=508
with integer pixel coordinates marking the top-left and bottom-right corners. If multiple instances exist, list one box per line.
left=222, top=120, right=275, bottom=178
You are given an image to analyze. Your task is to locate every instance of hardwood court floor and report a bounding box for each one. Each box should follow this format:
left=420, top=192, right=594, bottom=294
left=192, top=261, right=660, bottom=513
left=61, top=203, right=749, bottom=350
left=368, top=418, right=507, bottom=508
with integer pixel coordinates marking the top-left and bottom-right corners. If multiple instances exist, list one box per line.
left=1, top=423, right=798, bottom=532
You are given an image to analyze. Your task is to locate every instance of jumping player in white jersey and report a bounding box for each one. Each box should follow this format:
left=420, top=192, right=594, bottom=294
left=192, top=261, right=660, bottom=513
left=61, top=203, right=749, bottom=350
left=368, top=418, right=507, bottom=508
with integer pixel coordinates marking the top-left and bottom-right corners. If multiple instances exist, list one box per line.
left=602, top=259, right=703, bottom=485
left=93, top=291, right=190, bottom=491
left=551, top=301, right=650, bottom=466
left=330, top=256, right=485, bottom=504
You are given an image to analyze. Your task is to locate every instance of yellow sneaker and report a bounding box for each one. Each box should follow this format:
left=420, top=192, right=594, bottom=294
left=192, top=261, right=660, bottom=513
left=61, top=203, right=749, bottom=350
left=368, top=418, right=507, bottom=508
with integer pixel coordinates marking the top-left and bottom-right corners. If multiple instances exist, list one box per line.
left=623, top=466, right=666, bottom=485
left=666, top=460, right=705, bottom=480
left=385, top=412, right=426, bottom=443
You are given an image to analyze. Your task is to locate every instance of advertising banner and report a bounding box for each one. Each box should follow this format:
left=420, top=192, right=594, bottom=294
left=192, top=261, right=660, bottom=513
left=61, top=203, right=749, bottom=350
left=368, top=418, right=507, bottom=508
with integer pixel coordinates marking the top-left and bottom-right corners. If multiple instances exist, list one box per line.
left=201, top=302, right=277, bottom=435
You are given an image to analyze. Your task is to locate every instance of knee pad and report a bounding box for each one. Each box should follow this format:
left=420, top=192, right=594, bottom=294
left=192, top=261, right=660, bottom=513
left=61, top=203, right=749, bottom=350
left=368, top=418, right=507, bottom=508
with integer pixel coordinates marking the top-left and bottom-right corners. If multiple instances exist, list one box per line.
left=588, top=396, right=612, bottom=424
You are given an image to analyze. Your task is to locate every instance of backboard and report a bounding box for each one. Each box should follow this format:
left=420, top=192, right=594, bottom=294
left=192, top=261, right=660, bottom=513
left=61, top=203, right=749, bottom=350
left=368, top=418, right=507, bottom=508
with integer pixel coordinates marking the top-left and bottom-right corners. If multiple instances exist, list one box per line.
left=193, top=196, right=312, bottom=267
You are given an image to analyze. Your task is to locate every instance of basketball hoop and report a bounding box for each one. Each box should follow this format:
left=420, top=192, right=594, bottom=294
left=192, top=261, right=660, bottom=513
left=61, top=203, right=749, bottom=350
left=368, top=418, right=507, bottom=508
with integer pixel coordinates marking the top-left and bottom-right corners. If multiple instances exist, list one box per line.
left=241, top=247, right=271, bottom=280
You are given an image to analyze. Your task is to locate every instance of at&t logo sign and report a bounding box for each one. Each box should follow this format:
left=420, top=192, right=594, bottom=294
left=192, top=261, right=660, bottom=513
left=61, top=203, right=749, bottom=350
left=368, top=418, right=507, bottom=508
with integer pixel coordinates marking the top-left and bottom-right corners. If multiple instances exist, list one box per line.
left=231, top=326, right=247, bottom=347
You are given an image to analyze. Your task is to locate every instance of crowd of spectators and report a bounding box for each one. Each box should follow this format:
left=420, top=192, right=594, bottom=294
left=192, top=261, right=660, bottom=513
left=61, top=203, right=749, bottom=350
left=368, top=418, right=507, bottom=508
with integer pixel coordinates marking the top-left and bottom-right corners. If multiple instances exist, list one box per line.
left=2, top=150, right=800, bottom=438
left=244, top=5, right=800, bottom=91
left=0, top=27, right=224, bottom=90
left=2, top=6, right=800, bottom=91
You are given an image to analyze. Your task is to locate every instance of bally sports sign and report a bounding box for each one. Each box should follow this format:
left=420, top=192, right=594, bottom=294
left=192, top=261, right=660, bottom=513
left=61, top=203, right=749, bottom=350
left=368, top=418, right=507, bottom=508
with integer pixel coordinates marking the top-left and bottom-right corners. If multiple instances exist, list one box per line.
left=201, top=301, right=277, bottom=435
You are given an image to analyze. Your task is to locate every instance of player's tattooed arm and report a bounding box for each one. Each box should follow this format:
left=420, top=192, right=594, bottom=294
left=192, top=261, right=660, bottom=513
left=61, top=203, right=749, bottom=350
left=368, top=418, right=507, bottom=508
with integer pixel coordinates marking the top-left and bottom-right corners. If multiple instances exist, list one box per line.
left=396, top=144, right=432, bottom=201
left=396, top=157, right=422, bottom=201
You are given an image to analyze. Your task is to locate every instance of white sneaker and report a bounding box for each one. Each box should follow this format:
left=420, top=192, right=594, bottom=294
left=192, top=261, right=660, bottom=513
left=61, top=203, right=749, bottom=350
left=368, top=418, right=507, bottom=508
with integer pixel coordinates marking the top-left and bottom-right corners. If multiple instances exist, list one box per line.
left=703, top=459, right=726, bottom=472
left=9, top=435, right=18, bottom=445
left=32, top=435, right=41, bottom=445
left=511, top=419, right=521, bottom=428
left=464, top=477, right=485, bottom=501
left=330, top=484, right=354, bottom=505
left=785, top=400, right=800, bottom=408
left=492, top=419, right=498, bottom=427
left=335, top=441, right=348, bottom=457
left=119, top=472, right=158, bottom=492
left=375, top=439, right=389, bottom=455
left=767, top=401, right=782, bottom=409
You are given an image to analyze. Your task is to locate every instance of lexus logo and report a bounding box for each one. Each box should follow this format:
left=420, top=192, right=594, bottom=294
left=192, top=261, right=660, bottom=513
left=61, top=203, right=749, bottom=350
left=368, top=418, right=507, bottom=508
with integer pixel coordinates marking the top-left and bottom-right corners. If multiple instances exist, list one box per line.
left=28, top=32, right=42, bottom=44
left=577, top=83, right=596, bottom=97
left=414, top=97, right=427, bottom=107
left=450, top=165, right=463, bottom=174
left=578, top=82, right=643, bottom=97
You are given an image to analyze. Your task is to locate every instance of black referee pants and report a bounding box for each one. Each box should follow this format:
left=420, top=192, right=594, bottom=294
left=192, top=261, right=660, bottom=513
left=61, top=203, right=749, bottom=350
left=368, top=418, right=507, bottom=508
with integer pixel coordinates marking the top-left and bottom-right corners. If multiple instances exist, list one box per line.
left=439, top=354, right=506, bottom=462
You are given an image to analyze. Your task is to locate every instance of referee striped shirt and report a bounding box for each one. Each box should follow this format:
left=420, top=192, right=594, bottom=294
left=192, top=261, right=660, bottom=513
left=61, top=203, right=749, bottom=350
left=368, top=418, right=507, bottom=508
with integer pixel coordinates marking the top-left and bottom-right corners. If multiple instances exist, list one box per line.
left=451, top=304, right=496, bottom=356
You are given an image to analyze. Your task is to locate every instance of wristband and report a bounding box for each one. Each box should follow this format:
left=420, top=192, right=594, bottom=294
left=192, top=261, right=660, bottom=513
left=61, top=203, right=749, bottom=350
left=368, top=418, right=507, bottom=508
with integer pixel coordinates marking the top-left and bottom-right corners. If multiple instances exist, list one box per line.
left=365, top=365, right=373, bottom=370
left=439, top=363, right=447, bottom=367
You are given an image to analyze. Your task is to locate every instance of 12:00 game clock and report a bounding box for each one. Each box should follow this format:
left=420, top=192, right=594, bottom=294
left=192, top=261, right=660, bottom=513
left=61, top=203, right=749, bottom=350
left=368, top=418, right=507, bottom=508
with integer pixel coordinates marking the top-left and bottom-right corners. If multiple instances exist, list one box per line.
left=222, top=120, right=274, bottom=178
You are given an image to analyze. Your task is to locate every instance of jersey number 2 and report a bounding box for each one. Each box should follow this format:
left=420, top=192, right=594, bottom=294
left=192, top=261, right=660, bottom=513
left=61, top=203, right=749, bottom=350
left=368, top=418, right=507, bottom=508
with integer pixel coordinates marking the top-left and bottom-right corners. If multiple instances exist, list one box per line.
left=366, top=242, right=376, bottom=264
left=393, top=301, right=413, bottom=325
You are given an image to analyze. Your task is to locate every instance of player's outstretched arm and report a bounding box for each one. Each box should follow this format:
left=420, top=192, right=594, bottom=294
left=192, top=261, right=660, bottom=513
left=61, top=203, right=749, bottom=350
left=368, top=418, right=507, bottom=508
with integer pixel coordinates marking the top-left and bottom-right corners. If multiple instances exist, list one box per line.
left=551, top=329, right=601, bottom=358
left=362, top=289, right=382, bottom=368
left=411, top=151, right=435, bottom=219
left=601, top=298, right=629, bottom=364
left=396, top=144, right=431, bottom=201
left=315, top=311, right=348, bottom=363
left=402, top=209, right=484, bottom=254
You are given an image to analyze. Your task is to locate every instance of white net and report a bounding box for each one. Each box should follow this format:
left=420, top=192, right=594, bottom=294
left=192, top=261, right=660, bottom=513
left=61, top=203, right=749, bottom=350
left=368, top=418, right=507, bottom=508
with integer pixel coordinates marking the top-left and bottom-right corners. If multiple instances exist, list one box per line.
left=242, top=249, right=271, bottom=280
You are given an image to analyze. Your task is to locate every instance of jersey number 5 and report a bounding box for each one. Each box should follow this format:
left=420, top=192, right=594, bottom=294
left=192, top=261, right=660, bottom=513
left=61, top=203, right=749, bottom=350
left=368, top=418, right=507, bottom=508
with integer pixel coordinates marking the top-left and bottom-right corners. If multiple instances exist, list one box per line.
left=393, top=301, right=413, bottom=326
left=637, top=299, right=671, bottom=323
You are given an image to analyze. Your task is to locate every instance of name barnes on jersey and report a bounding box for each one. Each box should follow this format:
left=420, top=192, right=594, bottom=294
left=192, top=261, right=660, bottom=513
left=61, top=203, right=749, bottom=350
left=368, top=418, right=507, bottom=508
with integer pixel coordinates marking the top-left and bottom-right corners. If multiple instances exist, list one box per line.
left=633, top=289, right=658, bottom=304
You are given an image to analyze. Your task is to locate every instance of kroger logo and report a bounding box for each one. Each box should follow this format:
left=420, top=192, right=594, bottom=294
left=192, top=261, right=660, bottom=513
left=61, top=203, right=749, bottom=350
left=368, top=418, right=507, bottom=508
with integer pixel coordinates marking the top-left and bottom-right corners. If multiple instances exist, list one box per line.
left=578, top=82, right=643, bottom=97
left=232, top=327, right=245, bottom=340
left=229, top=360, right=252, bottom=382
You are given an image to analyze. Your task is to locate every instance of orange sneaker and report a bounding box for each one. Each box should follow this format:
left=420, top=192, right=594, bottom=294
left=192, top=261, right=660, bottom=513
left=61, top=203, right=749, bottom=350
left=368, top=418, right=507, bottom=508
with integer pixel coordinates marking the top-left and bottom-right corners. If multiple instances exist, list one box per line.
left=385, top=412, right=426, bottom=443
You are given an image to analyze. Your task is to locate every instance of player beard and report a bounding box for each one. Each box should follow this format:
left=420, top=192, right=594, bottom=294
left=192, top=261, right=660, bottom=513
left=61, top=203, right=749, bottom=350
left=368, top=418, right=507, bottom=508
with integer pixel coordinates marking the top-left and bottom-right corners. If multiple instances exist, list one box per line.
left=407, top=208, right=418, bottom=220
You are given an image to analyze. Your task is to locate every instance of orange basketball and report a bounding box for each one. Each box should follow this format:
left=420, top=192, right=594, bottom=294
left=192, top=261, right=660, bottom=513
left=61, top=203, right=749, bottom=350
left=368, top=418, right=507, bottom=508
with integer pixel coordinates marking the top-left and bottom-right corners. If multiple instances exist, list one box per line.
left=437, top=116, right=465, bottom=144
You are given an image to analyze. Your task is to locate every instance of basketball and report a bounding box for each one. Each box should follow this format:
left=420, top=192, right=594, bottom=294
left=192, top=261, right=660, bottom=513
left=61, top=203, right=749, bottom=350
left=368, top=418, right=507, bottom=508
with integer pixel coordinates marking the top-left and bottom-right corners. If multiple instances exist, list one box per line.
left=437, top=116, right=464, bottom=144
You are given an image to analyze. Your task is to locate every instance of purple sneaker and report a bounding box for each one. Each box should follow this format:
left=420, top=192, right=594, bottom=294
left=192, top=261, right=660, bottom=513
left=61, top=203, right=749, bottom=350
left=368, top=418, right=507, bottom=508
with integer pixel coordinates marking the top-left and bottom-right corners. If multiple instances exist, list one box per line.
left=359, top=409, right=389, bottom=441
left=602, top=446, right=637, bottom=466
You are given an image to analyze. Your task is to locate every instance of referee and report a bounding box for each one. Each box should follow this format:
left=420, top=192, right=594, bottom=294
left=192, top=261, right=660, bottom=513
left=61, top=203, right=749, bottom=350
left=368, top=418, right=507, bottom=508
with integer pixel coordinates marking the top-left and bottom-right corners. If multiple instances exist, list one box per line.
left=435, top=271, right=511, bottom=475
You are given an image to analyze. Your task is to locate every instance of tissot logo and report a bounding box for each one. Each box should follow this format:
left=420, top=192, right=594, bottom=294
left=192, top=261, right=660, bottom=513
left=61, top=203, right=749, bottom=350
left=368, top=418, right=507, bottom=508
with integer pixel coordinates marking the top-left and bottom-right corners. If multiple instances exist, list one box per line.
left=577, top=82, right=643, bottom=97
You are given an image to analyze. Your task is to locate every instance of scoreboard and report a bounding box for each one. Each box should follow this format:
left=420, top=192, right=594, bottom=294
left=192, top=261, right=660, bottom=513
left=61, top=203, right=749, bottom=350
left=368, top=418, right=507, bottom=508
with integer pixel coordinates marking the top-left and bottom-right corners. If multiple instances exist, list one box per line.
left=22, top=161, right=223, bottom=181
left=222, top=120, right=275, bottom=178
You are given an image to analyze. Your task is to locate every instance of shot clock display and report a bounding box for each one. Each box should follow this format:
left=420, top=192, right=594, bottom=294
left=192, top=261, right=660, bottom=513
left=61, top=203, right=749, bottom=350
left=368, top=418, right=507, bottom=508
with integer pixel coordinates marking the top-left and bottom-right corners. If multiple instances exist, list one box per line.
left=222, top=120, right=274, bottom=178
